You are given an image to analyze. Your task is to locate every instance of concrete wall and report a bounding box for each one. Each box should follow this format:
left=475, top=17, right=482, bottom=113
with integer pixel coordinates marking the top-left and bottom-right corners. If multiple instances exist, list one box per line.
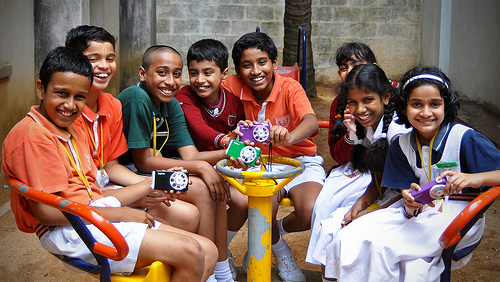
left=421, top=0, right=500, bottom=114
left=0, top=0, right=36, bottom=159
left=156, top=0, right=421, bottom=84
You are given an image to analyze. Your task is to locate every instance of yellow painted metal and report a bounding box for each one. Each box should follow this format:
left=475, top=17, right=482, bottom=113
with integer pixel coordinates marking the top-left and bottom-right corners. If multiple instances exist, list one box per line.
left=217, top=155, right=304, bottom=282
left=247, top=196, right=272, bottom=281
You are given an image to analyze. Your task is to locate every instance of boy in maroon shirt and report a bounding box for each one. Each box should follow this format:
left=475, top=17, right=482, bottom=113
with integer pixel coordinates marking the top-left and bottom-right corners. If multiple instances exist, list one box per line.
left=176, top=38, right=245, bottom=281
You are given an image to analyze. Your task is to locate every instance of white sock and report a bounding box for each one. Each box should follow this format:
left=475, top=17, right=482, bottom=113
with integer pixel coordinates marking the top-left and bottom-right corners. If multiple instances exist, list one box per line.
left=206, top=273, right=216, bottom=282
left=277, top=218, right=289, bottom=235
left=272, top=236, right=290, bottom=257
left=214, top=259, right=234, bottom=282
left=227, top=230, right=238, bottom=247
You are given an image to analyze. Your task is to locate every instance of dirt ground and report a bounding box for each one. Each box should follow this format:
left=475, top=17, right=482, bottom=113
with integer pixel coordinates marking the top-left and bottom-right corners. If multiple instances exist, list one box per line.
left=0, top=83, right=499, bottom=281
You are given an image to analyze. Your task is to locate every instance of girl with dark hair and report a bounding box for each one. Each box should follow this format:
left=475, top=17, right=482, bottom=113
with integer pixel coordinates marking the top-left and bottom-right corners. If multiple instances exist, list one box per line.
left=307, top=64, right=410, bottom=279
left=323, top=65, right=500, bottom=281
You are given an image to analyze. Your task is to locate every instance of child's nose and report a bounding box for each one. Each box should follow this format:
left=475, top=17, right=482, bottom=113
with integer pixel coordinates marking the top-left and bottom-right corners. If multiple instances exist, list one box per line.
left=64, top=98, right=76, bottom=110
left=96, top=58, right=108, bottom=69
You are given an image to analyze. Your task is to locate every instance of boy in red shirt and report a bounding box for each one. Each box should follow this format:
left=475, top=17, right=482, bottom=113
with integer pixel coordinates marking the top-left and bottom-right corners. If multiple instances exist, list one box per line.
left=2, top=46, right=217, bottom=280
left=176, top=39, right=246, bottom=280
left=222, top=32, right=325, bottom=282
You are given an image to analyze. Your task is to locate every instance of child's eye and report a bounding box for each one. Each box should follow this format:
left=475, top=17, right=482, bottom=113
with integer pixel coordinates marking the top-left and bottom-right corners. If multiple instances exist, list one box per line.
left=432, top=102, right=442, bottom=108
left=157, top=70, right=166, bottom=75
left=411, top=102, right=420, bottom=107
left=174, top=72, right=182, bottom=78
left=106, top=57, right=115, bottom=63
left=339, top=66, right=347, bottom=72
left=189, top=71, right=198, bottom=77
left=259, top=60, right=267, bottom=66
left=87, top=57, right=97, bottom=63
left=75, top=94, right=87, bottom=100
left=242, top=63, right=251, bottom=69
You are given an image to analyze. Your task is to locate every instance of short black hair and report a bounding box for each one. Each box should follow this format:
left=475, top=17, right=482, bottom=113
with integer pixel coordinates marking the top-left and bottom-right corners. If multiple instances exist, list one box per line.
left=394, top=65, right=459, bottom=128
left=187, top=39, right=228, bottom=71
left=335, top=42, right=377, bottom=67
left=142, top=45, right=182, bottom=70
left=231, top=32, right=278, bottom=70
left=65, top=25, right=116, bottom=52
left=39, top=46, right=94, bottom=90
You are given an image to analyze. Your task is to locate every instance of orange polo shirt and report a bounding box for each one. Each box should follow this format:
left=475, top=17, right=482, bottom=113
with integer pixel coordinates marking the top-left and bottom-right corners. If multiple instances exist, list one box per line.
left=2, top=106, right=103, bottom=233
left=74, top=91, right=129, bottom=168
left=222, top=71, right=318, bottom=157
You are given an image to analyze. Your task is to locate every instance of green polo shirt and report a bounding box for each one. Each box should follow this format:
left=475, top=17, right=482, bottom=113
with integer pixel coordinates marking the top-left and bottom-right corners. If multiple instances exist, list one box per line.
left=118, top=82, right=194, bottom=162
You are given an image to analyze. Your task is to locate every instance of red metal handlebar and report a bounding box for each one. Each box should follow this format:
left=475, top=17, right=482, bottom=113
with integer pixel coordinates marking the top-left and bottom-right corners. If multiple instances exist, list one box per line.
left=5, top=177, right=129, bottom=261
left=439, top=186, right=500, bottom=249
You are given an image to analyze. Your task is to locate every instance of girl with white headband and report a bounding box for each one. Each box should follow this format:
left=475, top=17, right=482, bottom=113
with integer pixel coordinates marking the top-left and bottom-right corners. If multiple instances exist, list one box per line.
left=322, top=65, right=500, bottom=281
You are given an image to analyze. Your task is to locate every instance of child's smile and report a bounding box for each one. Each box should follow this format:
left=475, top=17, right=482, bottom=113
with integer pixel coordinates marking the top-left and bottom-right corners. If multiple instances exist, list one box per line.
left=83, top=41, right=116, bottom=91
left=188, top=59, right=228, bottom=106
left=346, top=87, right=389, bottom=129
left=237, top=48, right=277, bottom=101
left=405, top=85, right=445, bottom=143
left=36, top=72, right=91, bottom=129
left=140, top=52, right=183, bottom=105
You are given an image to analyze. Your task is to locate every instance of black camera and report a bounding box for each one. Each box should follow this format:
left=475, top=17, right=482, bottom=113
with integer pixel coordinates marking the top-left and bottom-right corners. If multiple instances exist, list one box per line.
left=151, top=170, right=189, bottom=192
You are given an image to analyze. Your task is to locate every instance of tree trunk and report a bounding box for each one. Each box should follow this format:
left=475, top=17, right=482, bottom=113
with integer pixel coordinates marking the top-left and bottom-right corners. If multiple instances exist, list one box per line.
left=283, top=0, right=316, bottom=97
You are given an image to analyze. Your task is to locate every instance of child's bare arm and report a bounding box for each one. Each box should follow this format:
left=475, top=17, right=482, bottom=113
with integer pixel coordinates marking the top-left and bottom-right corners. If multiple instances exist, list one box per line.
left=440, top=170, right=500, bottom=195
left=105, top=158, right=146, bottom=186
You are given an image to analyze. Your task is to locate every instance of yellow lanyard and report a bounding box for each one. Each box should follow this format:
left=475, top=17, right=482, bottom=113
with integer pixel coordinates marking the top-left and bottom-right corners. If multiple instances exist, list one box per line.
left=415, top=133, right=437, bottom=181
left=85, top=117, right=104, bottom=174
left=58, top=138, right=94, bottom=204
left=153, top=116, right=169, bottom=157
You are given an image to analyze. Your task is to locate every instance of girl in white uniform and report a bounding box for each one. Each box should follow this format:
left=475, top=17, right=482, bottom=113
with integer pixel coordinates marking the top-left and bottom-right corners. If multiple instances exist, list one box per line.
left=324, top=65, right=500, bottom=281
left=306, top=64, right=410, bottom=277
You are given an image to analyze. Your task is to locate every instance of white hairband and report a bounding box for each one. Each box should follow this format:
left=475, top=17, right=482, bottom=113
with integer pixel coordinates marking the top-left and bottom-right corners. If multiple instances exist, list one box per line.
left=403, top=74, right=448, bottom=90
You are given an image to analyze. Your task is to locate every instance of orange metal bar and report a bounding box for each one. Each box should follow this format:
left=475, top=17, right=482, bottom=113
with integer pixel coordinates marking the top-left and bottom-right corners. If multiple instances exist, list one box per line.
left=5, top=177, right=129, bottom=261
left=318, top=120, right=329, bottom=128
left=439, top=186, right=500, bottom=248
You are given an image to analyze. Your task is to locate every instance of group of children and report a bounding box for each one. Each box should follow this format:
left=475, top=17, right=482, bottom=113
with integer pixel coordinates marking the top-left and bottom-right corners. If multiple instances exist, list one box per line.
left=3, top=24, right=500, bottom=282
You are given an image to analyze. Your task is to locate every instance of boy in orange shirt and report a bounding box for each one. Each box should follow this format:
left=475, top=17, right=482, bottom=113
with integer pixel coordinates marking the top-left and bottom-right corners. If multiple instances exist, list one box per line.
left=222, top=32, right=326, bottom=282
left=2, top=46, right=217, bottom=281
left=65, top=25, right=199, bottom=232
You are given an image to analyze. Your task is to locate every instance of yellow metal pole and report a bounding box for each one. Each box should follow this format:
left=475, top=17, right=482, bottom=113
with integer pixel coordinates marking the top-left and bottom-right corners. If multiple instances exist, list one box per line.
left=247, top=195, right=272, bottom=281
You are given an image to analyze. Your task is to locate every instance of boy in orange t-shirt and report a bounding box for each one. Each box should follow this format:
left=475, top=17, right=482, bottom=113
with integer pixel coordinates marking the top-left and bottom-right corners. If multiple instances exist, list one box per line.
left=2, top=46, right=217, bottom=280
left=222, top=32, right=326, bottom=282
left=66, top=25, right=199, bottom=232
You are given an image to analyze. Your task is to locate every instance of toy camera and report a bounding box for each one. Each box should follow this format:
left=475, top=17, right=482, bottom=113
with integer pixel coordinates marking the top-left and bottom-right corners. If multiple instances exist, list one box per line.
left=152, top=170, right=189, bottom=192
left=411, top=176, right=447, bottom=204
left=226, top=140, right=262, bottom=166
left=238, top=124, right=270, bottom=143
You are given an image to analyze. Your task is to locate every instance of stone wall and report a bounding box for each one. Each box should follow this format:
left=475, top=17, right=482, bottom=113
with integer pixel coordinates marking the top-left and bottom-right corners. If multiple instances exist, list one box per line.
left=156, top=0, right=421, bottom=84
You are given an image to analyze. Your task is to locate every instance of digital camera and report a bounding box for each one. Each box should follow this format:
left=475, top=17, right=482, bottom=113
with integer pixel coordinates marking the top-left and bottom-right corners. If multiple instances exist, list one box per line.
left=151, top=170, right=189, bottom=192
left=225, top=140, right=262, bottom=166
left=238, top=124, right=270, bottom=143
left=411, top=176, right=447, bottom=204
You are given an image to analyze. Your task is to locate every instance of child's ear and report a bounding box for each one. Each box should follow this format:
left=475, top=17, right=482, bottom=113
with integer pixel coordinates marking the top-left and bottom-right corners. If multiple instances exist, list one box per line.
left=272, top=59, right=278, bottom=70
left=36, top=80, right=44, bottom=100
left=221, top=68, right=229, bottom=82
left=383, top=91, right=391, bottom=105
left=138, top=66, right=147, bottom=82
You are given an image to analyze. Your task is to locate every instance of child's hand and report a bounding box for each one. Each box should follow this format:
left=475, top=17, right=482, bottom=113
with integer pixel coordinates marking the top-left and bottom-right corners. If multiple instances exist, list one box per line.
left=343, top=107, right=356, bottom=133
left=199, top=162, right=230, bottom=202
left=402, top=184, right=425, bottom=210
left=121, top=206, right=156, bottom=228
left=228, top=156, right=249, bottom=170
left=270, top=124, right=292, bottom=146
left=342, top=199, right=364, bottom=227
left=439, top=171, right=483, bottom=195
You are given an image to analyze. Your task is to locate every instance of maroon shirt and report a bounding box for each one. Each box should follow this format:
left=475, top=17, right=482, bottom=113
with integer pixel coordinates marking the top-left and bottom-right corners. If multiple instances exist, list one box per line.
left=176, top=85, right=245, bottom=151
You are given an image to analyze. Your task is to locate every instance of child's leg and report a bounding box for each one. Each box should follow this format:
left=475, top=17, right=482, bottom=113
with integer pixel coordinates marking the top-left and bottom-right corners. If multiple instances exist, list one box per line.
left=147, top=200, right=200, bottom=233
left=178, top=176, right=216, bottom=241
left=136, top=224, right=218, bottom=281
left=226, top=185, right=248, bottom=232
left=282, top=181, right=322, bottom=233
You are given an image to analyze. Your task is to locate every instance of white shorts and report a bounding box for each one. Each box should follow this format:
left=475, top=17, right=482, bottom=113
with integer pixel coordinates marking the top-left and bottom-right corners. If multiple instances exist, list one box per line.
left=250, top=155, right=326, bottom=193
left=39, top=197, right=160, bottom=274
